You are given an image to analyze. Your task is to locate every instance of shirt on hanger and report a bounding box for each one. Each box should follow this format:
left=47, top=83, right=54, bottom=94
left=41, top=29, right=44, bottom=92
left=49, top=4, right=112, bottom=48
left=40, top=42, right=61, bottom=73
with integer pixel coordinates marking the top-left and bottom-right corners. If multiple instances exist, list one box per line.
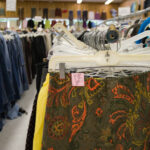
left=43, top=8, right=48, bottom=19
left=18, top=8, right=24, bottom=20
left=88, top=11, right=95, bottom=20
left=95, top=12, right=101, bottom=20
left=82, top=10, right=88, bottom=21
left=27, top=19, right=35, bottom=28
left=31, top=8, right=36, bottom=18
left=45, top=19, right=50, bottom=29
left=101, top=11, right=107, bottom=20
left=55, top=8, right=62, bottom=17
left=77, top=10, right=81, bottom=20
left=22, top=19, right=27, bottom=29
left=69, top=10, right=74, bottom=26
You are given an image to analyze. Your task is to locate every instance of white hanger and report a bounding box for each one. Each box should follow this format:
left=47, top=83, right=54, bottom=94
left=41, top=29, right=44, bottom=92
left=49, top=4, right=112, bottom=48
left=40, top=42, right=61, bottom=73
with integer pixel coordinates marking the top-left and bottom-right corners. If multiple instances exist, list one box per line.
left=53, top=23, right=88, bottom=49
left=122, top=47, right=150, bottom=54
left=51, top=23, right=97, bottom=56
left=116, top=30, right=150, bottom=52
left=3, top=34, right=13, bottom=40
left=48, top=50, right=150, bottom=71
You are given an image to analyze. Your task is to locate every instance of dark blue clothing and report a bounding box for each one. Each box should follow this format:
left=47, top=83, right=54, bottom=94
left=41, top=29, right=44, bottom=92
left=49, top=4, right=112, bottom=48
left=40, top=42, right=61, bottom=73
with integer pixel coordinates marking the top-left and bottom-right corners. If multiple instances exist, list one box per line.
left=7, top=104, right=20, bottom=120
left=14, top=34, right=29, bottom=91
left=0, top=34, right=14, bottom=105
left=7, top=39, right=23, bottom=99
left=0, top=33, right=29, bottom=131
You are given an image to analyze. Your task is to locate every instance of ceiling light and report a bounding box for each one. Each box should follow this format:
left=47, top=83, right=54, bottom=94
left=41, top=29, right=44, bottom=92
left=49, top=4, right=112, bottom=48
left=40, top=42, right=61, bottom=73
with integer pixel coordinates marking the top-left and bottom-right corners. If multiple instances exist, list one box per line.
left=105, top=0, right=114, bottom=5
left=77, top=0, right=82, bottom=4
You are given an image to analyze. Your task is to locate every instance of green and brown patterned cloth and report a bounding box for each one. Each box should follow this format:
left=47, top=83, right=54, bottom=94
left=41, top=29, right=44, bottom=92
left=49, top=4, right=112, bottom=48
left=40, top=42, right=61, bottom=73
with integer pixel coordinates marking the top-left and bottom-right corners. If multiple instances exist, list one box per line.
left=42, top=72, right=150, bottom=150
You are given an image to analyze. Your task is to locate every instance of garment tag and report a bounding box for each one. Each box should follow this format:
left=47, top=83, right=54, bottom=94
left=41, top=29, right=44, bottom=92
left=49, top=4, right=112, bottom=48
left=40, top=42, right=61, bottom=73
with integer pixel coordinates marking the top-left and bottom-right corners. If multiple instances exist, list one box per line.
left=59, top=63, right=65, bottom=79
left=71, top=73, right=85, bottom=87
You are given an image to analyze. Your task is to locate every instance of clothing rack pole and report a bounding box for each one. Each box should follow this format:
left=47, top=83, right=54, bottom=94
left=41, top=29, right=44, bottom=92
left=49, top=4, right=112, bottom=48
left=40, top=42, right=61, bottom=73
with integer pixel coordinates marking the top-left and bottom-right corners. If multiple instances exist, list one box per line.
left=102, top=7, right=150, bottom=25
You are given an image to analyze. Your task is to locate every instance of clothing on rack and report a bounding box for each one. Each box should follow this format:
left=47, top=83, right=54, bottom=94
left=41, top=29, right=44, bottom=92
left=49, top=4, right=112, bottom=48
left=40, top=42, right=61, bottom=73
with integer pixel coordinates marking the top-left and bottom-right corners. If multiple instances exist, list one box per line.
left=40, top=71, right=150, bottom=150
left=88, top=21, right=92, bottom=29
left=77, top=10, right=81, bottom=20
left=33, top=73, right=49, bottom=150
left=38, top=21, right=45, bottom=29
left=23, top=19, right=28, bottom=29
left=63, top=21, right=67, bottom=28
left=0, top=22, right=7, bottom=29
left=31, top=8, right=36, bottom=18
left=82, top=10, right=88, bottom=21
left=0, top=32, right=29, bottom=131
left=51, top=20, right=57, bottom=27
left=45, top=19, right=50, bottom=29
left=25, top=62, right=48, bottom=150
left=62, top=9, right=68, bottom=13
left=55, top=8, right=62, bottom=17
left=20, top=32, right=50, bottom=84
left=27, top=19, right=35, bottom=29
left=95, top=12, right=101, bottom=20
left=9, top=21, right=18, bottom=29
left=101, top=11, right=107, bottom=20
left=144, top=0, right=150, bottom=9
left=25, top=10, right=150, bottom=150
left=18, top=8, right=24, bottom=20
left=43, top=8, right=48, bottom=19
left=77, top=30, right=109, bottom=51
left=131, top=2, right=138, bottom=13
left=69, top=10, right=74, bottom=26
left=88, top=11, right=95, bottom=20
left=110, top=9, right=117, bottom=18
left=82, top=11, right=88, bottom=28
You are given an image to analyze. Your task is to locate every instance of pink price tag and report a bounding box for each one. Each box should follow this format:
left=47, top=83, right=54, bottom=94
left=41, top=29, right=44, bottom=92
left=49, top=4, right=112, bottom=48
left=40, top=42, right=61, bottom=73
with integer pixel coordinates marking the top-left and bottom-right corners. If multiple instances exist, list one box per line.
left=71, top=73, right=85, bottom=87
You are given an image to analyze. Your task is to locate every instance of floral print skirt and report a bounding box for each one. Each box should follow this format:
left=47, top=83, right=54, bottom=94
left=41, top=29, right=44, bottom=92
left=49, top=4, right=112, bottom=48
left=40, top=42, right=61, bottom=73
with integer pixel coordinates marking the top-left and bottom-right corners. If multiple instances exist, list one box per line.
left=42, top=72, right=150, bottom=150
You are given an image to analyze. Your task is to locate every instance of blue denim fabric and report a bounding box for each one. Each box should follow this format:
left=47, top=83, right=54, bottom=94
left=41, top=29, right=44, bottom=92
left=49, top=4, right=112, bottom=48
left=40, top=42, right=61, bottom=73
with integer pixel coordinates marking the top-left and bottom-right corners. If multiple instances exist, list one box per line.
left=0, top=34, right=14, bottom=104
left=0, top=33, right=29, bottom=131
left=0, top=67, right=8, bottom=113
left=0, top=118, right=5, bottom=131
left=7, top=103, right=20, bottom=120
left=7, top=39, right=23, bottom=99
left=13, top=34, right=29, bottom=91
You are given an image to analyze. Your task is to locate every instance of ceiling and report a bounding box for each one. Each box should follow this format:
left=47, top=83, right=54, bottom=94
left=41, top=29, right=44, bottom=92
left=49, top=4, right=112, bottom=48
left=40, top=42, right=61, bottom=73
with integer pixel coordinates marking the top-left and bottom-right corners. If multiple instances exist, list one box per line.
left=18, top=0, right=123, bottom=3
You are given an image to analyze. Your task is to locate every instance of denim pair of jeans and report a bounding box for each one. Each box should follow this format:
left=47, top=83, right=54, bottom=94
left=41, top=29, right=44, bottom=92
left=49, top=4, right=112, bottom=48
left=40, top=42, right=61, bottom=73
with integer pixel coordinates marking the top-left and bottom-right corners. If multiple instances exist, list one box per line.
left=0, top=34, right=14, bottom=112
left=7, top=39, right=23, bottom=100
left=13, top=33, right=29, bottom=91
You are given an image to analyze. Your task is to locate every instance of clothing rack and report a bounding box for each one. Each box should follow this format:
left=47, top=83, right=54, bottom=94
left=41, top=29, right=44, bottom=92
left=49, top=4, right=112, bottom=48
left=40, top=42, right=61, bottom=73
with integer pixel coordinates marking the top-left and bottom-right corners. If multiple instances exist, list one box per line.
left=18, top=32, right=47, bottom=38
left=103, top=7, right=150, bottom=25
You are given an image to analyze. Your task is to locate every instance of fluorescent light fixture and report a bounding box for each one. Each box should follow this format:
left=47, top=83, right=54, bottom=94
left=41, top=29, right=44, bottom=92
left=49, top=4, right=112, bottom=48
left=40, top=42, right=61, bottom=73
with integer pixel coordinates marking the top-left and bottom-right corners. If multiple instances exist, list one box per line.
left=77, top=0, right=82, bottom=4
left=105, top=0, right=114, bottom=5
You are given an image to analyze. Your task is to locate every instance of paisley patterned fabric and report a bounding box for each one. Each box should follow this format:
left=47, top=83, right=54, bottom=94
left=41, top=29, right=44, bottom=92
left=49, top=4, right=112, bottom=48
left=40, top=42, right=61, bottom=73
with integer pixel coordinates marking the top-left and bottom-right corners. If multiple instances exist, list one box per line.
left=42, top=72, right=150, bottom=150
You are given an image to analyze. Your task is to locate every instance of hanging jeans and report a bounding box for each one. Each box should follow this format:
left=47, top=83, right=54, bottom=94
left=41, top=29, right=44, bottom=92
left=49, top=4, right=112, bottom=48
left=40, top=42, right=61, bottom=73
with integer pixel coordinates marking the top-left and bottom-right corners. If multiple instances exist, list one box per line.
left=14, top=34, right=29, bottom=91
left=0, top=34, right=14, bottom=108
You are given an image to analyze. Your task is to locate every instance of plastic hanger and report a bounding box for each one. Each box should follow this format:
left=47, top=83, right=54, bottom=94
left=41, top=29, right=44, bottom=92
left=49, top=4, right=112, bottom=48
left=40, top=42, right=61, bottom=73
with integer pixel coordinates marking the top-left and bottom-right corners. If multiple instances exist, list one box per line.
left=51, top=37, right=96, bottom=56
left=48, top=50, right=150, bottom=71
left=110, top=30, right=150, bottom=51
left=53, top=23, right=88, bottom=49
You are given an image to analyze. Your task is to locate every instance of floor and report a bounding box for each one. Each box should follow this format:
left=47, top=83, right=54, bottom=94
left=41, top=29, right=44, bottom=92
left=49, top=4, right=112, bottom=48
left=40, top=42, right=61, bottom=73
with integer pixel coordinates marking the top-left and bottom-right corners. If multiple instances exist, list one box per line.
left=0, top=80, right=36, bottom=150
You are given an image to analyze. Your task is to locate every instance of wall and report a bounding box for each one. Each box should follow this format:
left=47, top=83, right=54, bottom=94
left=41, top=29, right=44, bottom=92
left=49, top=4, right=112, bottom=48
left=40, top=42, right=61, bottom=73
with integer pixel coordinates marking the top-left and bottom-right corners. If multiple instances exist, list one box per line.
left=120, top=0, right=144, bottom=9
left=0, top=1, right=119, bottom=19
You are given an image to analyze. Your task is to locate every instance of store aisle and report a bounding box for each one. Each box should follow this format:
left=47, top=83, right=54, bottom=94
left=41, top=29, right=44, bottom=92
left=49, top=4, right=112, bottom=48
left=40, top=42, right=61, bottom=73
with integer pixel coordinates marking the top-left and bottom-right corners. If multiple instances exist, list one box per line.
left=0, top=80, right=36, bottom=150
